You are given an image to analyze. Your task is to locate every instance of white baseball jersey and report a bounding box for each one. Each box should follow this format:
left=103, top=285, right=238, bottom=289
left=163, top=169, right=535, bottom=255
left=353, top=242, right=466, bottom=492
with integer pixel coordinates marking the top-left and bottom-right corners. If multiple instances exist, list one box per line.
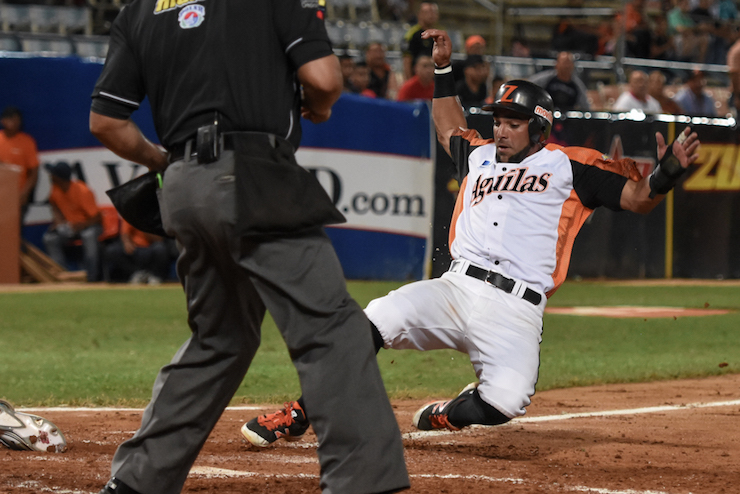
left=448, top=129, right=632, bottom=297
left=365, top=130, right=639, bottom=418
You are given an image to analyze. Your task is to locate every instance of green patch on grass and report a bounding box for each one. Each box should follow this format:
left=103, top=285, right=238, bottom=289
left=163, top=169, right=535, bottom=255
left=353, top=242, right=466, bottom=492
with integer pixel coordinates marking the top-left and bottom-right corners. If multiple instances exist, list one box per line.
left=0, top=281, right=737, bottom=406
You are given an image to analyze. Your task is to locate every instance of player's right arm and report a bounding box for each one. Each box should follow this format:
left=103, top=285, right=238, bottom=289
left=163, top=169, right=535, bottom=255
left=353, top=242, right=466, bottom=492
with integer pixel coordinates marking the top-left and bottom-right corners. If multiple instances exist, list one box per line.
left=422, top=29, right=467, bottom=157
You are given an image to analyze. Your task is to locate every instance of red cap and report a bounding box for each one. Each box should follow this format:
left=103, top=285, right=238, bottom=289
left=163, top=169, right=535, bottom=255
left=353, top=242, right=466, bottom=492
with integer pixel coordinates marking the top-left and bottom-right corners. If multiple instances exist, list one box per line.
left=465, top=35, right=486, bottom=51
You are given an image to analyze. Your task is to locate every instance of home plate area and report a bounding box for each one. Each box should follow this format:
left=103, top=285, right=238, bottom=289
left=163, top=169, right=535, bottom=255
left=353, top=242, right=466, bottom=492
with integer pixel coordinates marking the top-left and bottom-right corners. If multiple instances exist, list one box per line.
left=2, top=374, right=739, bottom=494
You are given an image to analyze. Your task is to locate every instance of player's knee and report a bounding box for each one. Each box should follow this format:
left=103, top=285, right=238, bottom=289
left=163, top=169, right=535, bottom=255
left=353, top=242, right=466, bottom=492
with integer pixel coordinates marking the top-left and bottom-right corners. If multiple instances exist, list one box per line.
left=478, top=386, right=529, bottom=420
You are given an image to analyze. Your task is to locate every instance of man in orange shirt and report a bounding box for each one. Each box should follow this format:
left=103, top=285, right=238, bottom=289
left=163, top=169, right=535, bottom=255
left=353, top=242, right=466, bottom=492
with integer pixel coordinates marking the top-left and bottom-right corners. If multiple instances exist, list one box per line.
left=0, top=107, right=39, bottom=220
left=43, top=162, right=102, bottom=281
left=104, top=220, right=171, bottom=284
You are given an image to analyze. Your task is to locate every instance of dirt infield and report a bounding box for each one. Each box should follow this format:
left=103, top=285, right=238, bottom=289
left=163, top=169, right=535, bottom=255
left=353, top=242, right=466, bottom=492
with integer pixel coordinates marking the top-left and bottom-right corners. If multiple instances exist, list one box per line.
left=2, top=374, right=739, bottom=494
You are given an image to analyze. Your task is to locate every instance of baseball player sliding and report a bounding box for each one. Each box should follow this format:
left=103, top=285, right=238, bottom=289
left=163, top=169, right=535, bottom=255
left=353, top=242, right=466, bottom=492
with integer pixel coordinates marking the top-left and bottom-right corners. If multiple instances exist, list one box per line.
left=240, top=29, right=701, bottom=445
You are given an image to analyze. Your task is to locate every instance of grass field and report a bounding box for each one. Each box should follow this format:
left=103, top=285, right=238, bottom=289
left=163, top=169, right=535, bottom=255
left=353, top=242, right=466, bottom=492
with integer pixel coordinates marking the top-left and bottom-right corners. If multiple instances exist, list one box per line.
left=0, top=280, right=737, bottom=407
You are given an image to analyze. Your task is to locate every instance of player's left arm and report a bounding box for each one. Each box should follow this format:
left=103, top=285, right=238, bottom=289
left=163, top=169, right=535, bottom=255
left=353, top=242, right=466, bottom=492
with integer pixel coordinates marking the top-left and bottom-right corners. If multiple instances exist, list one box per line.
left=619, top=126, right=700, bottom=214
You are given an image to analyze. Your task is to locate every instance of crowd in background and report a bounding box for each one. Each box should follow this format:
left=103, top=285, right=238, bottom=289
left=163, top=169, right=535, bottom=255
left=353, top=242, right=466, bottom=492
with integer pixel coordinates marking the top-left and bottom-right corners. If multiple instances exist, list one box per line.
left=335, top=0, right=739, bottom=117
left=2, top=0, right=739, bottom=283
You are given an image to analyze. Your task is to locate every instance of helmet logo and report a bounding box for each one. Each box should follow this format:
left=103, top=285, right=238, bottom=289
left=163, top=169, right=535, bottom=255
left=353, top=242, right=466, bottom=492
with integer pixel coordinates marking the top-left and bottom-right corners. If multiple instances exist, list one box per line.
left=499, top=84, right=518, bottom=103
left=534, top=105, right=553, bottom=125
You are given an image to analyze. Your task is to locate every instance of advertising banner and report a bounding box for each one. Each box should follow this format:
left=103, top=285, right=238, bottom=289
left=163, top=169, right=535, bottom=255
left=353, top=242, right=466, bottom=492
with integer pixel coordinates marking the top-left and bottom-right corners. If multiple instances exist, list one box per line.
left=2, top=57, right=433, bottom=281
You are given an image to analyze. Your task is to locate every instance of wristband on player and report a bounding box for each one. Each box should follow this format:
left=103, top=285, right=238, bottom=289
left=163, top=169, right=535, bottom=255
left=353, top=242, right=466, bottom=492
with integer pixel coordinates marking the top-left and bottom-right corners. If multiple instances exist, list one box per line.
left=434, top=64, right=456, bottom=99
left=648, top=132, right=689, bottom=198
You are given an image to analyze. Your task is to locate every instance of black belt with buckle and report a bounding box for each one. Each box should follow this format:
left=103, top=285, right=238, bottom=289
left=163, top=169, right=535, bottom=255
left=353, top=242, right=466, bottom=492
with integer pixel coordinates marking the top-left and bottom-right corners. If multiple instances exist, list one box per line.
left=461, top=264, right=542, bottom=306
left=168, top=132, right=286, bottom=164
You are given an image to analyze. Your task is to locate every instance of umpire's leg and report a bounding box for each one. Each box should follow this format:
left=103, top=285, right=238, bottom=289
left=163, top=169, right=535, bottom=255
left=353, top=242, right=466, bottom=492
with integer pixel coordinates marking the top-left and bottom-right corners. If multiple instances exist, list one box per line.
left=238, top=230, right=409, bottom=494
left=108, top=157, right=266, bottom=494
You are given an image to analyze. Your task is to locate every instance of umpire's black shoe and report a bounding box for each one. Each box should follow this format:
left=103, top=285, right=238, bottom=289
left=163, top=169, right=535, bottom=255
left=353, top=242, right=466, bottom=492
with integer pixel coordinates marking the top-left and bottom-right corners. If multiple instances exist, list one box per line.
left=99, top=477, right=143, bottom=494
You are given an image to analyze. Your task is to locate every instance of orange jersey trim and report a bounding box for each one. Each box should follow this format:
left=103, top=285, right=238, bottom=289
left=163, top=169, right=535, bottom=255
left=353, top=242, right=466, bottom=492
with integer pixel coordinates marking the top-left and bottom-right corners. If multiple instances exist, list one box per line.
left=448, top=176, right=467, bottom=251
left=545, top=144, right=640, bottom=297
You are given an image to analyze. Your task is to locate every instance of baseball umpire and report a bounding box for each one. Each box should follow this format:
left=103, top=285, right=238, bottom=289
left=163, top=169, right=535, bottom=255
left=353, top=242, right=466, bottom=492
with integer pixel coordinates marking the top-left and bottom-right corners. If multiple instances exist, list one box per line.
left=88, top=1, right=409, bottom=493
left=241, top=28, right=701, bottom=443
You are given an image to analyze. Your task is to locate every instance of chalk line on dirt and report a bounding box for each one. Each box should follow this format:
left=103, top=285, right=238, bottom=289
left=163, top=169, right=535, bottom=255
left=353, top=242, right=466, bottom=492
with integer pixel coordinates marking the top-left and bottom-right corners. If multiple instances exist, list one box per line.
left=401, top=398, right=740, bottom=441
left=187, top=467, right=674, bottom=494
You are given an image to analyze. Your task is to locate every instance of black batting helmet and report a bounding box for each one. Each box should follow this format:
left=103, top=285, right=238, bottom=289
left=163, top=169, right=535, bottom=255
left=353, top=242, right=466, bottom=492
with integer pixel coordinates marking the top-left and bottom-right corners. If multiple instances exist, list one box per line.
left=482, top=80, right=554, bottom=144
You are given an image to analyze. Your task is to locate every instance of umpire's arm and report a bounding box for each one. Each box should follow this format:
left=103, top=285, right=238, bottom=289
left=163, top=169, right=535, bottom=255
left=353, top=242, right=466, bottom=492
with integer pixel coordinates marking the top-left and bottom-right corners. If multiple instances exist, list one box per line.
left=89, top=113, right=169, bottom=172
left=619, top=126, right=700, bottom=214
left=423, top=29, right=467, bottom=157
left=298, top=54, right=343, bottom=124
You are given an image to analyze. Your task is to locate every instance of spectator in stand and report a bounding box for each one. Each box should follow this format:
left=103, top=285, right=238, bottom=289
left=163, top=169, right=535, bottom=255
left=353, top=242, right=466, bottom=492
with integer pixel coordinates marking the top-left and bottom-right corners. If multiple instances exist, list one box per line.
left=668, top=0, right=709, bottom=62
left=613, top=69, right=662, bottom=112
left=402, top=2, right=439, bottom=80
left=339, top=54, right=356, bottom=93
left=648, top=70, right=684, bottom=114
left=0, top=106, right=38, bottom=222
left=452, top=34, right=486, bottom=83
left=397, top=55, right=435, bottom=102
left=690, top=0, right=727, bottom=64
left=454, top=54, right=489, bottom=110
left=529, top=52, right=590, bottom=111
left=365, top=42, right=398, bottom=99
left=551, top=15, right=599, bottom=58
left=42, top=162, right=102, bottom=281
left=349, top=62, right=377, bottom=98
left=104, top=220, right=171, bottom=285
left=620, top=0, right=652, bottom=58
left=649, top=15, right=677, bottom=61
left=672, top=69, right=717, bottom=116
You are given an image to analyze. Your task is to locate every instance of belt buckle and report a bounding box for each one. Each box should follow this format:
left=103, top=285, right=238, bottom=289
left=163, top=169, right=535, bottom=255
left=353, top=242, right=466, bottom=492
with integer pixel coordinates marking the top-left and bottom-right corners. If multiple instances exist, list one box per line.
left=483, top=270, right=496, bottom=287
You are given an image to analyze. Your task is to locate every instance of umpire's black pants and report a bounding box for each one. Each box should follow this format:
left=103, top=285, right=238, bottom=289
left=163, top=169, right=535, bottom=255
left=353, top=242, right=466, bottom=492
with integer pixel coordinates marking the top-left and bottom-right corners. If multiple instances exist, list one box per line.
left=109, top=149, right=409, bottom=494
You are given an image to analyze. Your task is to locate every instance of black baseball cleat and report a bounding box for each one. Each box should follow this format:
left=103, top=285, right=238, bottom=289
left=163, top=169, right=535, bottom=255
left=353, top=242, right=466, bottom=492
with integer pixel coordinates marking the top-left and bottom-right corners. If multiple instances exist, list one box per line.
left=98, top=477, right=143, bottom=494
left=241, top=400, right=310, bottom=447
left=412, top=382, right=478, bottom=431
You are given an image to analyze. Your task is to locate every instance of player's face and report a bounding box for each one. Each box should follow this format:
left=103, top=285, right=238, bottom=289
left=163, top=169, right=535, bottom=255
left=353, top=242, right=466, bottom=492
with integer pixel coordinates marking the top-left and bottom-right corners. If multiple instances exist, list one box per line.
left=493, top=113, right=532, bottom=162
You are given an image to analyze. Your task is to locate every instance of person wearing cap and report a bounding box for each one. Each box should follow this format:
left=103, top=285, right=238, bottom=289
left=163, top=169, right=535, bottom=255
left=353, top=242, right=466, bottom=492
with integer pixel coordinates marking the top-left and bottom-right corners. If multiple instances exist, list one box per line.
left=0, top=106, right=39, bottom=220
left=402, top=2, right=440, bottom=80
left=455, top=54, right=489, bottom=110
left=452, top=34, right=486, bottom=83
left=397, top=55, right=435, bottom=101
left=672, top=70, right=717, bottom=116
left=529, top=52, right=590, bottom=112
left=42, top=162, right=102, bottom=281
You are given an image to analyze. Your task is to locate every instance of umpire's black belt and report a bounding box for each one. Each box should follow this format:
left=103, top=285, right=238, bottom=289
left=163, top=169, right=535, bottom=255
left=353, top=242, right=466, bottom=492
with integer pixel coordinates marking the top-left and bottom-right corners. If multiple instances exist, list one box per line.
left=448, top=259, right=543, bottom=306
left=168, top=132, right=291, bottom=163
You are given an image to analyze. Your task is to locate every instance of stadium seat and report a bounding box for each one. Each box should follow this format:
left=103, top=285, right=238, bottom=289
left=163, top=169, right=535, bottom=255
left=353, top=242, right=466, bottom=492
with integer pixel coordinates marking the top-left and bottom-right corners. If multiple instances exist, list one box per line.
left=72, top=35, right=108, bottom=58
left=1, top=5, right=31, bottom=32
left=29, top=5, right=60, bottom=34
left=58, top=7, right=91, bottom=35
left=0, top=34, right=20, bottom=52
left=17, top=34, right=74, bottom=56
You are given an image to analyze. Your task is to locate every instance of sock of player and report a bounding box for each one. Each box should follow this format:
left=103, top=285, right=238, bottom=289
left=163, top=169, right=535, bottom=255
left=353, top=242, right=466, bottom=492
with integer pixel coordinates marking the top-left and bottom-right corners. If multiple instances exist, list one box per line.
left=447, top=389, right=510, bottom=428
left=295, top=322, right=384, bottom=415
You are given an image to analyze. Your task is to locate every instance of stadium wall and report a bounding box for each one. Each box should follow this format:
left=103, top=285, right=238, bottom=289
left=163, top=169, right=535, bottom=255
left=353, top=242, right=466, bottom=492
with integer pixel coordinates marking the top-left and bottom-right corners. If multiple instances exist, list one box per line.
left=0, top=56, right=434, bottom=281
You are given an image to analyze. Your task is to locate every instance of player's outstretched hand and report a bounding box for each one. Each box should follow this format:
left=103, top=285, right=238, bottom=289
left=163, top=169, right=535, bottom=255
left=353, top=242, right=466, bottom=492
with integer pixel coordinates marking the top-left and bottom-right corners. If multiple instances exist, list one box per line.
left=655, top=126, right=700, bottom=169
left=421, top=29, right=453, bottom=68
